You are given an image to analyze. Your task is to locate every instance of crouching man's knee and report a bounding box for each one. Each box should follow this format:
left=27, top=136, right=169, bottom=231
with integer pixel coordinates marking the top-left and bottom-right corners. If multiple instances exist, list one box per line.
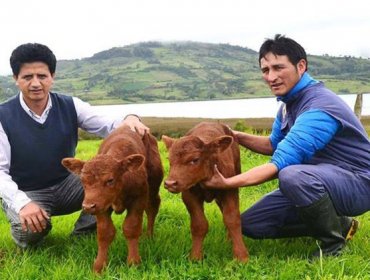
left=10, top=220, right=52, bottom=248
left=278, top=165, right=327, bottom=207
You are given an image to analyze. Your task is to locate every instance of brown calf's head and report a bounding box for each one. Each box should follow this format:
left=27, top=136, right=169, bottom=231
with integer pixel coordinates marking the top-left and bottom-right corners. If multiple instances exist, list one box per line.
left=162, top=134, right=233, bottom=193
left=62, top=154, right=144, bottom=214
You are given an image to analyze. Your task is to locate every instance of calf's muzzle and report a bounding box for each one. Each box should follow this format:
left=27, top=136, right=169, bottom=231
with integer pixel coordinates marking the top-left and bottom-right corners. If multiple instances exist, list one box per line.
left=164, top=179, right=179, bottom=193
left=82, top=202, right=96, bottom=213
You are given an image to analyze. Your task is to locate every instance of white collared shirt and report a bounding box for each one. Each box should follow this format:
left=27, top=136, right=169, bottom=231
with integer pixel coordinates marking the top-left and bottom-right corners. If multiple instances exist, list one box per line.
left=0, top=92, right=123, bottom=213
left=19, top=92, right=53, bottom=123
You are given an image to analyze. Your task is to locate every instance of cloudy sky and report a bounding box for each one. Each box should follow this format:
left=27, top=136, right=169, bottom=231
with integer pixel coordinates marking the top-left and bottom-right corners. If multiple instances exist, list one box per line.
left=1, top=0, right=369, bottom=75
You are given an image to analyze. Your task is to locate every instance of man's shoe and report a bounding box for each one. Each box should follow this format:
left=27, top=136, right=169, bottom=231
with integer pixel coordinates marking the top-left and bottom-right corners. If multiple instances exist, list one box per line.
left=71, top=211, right=97, bottom=238
left=70, top=228, right=96, bottom=238
left=310, top=218, right=359, bottom=258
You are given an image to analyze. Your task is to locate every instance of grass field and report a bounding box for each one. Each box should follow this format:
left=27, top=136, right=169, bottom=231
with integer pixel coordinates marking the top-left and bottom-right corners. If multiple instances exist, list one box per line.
left=1, top=126, right=369, bottom=280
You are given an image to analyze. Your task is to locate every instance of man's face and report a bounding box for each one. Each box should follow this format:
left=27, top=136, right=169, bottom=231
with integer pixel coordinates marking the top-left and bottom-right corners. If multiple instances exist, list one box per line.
left=13, top=62, right=54, bottom=105
left=260, top=52, right=306, bottom=97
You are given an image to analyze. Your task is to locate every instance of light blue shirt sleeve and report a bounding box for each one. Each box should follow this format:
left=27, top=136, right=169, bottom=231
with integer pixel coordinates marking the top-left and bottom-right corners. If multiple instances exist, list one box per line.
left=73, top=97, right=123, bottom=138
left=271, top=110, right=340, bottom=171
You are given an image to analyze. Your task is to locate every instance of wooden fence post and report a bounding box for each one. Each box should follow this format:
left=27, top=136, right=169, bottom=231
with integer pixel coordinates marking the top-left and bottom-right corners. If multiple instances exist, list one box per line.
left=354, top=93, right=363, bottom=120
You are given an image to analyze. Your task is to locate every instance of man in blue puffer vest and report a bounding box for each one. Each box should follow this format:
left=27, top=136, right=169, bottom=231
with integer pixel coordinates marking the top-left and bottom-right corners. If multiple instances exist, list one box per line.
left=0, top=43, right=149, bottom=248
left=204, top=34, right=370, bottom=258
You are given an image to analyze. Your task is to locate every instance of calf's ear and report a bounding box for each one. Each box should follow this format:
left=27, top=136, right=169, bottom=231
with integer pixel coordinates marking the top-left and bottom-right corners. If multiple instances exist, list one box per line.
left=209, top=135, right=233, bottom=153
left=161, top=135, right=175, bottom=150
left=61, top=158, right=85, bottom=175
left=122, top=154, right=145, bottom=172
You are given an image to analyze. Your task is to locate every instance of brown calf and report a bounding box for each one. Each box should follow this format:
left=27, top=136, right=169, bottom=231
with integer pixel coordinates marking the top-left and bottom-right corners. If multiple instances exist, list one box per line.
left=62, top=125, right=163, bottom=273
left=162, top=122, right=248, bottom=262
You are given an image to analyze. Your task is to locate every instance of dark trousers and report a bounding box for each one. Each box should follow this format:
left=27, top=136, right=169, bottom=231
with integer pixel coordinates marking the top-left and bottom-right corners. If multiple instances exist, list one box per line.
left=1, top=173, right=95, bottom=248
left=241, top=163, right=370, bottom=239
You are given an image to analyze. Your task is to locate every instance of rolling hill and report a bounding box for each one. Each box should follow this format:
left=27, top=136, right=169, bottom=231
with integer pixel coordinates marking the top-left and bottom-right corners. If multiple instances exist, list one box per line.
left=1, top=41, right=370, bottom=104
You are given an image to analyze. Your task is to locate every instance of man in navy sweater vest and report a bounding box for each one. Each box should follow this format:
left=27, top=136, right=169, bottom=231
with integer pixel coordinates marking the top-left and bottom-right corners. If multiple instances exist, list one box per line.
left=0, top=43, right=149, bottom=248
left=204, top=34, right=370, bottom=258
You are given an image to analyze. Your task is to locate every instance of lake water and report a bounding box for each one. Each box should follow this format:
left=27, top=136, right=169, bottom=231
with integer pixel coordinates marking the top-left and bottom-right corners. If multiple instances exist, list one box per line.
left=94, top=93, right=370, bottom=119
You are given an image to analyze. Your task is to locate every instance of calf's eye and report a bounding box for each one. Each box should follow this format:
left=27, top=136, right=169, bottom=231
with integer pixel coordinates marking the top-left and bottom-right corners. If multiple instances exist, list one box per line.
left=106, top=179, right=114, bottom=187
left=189, top=158, right=200, bottom=165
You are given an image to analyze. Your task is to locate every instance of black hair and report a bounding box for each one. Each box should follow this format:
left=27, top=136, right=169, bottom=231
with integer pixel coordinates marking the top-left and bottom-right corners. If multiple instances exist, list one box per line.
left=10, top=43, right=57, bottom=77
left=259, top=34, right=307, bottom=70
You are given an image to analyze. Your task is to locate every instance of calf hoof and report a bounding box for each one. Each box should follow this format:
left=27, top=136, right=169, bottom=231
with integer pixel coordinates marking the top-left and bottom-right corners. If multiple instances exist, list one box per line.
left=189, top=253, right=203, bottom=261
left=234, top=249, right=249, bottom=263
left=127, top=256, right=141, bottom=266
left=235, top=254, right=249, bottom=263
left=93, top=260, right=106, bottom=274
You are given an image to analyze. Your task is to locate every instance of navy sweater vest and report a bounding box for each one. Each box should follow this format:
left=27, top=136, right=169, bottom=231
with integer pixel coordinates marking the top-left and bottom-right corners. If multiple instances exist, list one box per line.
left=0, top=93, right=78, bottom=191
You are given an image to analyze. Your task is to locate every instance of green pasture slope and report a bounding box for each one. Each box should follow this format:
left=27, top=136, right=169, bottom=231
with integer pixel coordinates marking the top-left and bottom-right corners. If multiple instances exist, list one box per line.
left=0, top=139, right=369, bottom=280
left=1, top=41, right=370, bottom=104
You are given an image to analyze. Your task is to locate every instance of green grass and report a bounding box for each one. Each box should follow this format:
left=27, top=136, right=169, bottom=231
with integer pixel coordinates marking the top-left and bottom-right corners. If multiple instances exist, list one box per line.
left=0, top=140, right=369, bottom=280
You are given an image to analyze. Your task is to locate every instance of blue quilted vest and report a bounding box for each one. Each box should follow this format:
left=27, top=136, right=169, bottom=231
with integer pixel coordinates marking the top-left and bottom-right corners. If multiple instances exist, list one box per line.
left=277, top=82, right=370, bottom=177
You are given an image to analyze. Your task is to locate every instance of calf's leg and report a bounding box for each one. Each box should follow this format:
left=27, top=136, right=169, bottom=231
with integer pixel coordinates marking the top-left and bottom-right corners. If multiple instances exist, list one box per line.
left=182, top=191, right=208, bottom=261
left=123, top=203, right=145, bottom=265
left=146, top=193, right=161, bottom=237
left=94, top=213, right=116, bottom=273
left=219, top=191, right=249, bottom=262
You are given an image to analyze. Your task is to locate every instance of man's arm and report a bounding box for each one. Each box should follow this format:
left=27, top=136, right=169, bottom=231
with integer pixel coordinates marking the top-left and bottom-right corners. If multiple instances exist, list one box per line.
left=203, top=162, right=278, bottom=189
left=0, top=123, right=49, bottom=232
left=73, top=97, right=149, bottom=137
left=120, top=114, right=149, bottom=136
left=233, top=130, right=273, bottom=155
left=0, top=123, right=31, bottom=212
left=204, top=110, right=340, bottom=190
left=270, top=110, right=340, bottom=171
left=18, top=202, right=49, bottom=233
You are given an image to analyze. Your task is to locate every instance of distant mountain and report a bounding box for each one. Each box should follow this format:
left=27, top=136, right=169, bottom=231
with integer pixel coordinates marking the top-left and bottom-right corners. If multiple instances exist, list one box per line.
left=1, top=41, right=370, bottom=104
